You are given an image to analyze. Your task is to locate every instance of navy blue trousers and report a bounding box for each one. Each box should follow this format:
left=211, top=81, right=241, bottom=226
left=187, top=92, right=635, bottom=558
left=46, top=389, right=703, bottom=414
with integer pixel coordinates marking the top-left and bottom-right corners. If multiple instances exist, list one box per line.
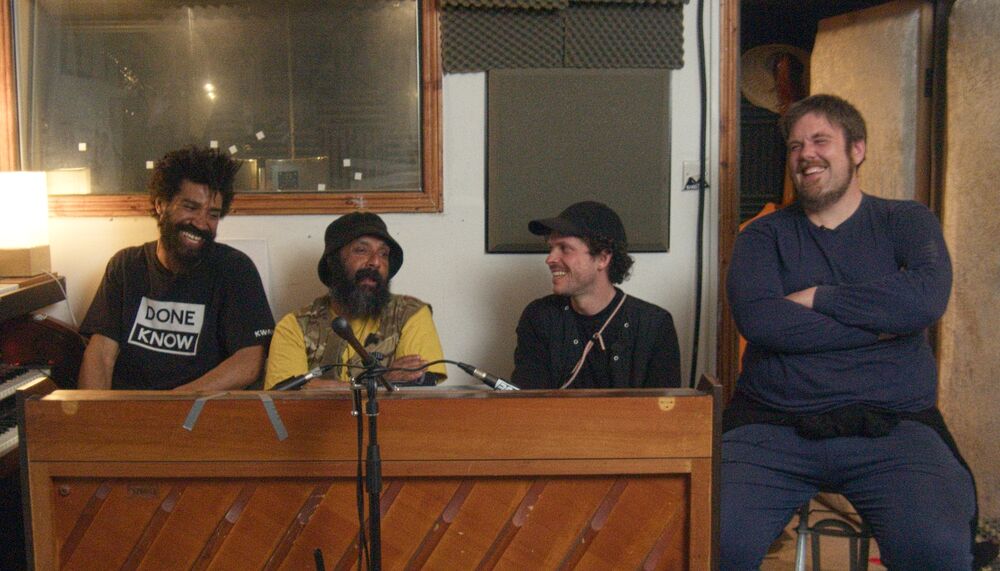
left=721, top=421, right=975, bottom=570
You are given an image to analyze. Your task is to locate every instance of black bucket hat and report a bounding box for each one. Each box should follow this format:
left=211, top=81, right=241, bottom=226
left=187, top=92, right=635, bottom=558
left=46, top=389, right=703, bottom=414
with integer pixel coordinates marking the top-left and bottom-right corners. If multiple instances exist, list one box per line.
left=528, top=201, right=628, bottom=247
left=317, top=212, right=403, bottom=287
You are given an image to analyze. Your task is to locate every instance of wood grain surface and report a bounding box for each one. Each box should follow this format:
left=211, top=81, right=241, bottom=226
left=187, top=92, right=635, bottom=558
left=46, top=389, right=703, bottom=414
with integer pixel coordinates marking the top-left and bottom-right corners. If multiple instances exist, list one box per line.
left=23, top=388, right=718, bottom=569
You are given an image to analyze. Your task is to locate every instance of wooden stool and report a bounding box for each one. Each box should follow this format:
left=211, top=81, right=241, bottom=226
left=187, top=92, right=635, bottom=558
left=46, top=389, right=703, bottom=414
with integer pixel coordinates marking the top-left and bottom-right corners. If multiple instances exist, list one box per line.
left=794, top=502, right=874, bottom=571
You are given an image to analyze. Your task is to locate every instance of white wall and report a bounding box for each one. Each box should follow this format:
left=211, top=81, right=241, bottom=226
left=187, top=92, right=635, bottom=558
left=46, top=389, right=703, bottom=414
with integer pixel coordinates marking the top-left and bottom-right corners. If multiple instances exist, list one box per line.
left=43, top=2, right=719, bottom=386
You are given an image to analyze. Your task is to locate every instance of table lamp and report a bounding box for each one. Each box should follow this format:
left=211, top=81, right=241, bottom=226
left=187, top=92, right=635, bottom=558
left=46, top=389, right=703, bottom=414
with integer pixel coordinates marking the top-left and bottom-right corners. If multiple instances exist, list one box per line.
left=0, top=171, right=51, bottom=277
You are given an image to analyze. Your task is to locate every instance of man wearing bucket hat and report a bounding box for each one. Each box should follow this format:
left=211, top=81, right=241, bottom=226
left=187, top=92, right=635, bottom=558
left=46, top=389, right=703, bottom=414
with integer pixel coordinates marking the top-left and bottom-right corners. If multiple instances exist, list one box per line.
left=264, top=212, right=446, bottom=388
left=512, top=201, right=681, bottom=390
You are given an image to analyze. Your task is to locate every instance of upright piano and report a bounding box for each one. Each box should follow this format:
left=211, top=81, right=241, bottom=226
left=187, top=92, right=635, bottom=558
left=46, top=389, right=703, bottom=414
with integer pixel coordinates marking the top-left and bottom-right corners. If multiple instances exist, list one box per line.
left=20, top=380, right=721, bottom=570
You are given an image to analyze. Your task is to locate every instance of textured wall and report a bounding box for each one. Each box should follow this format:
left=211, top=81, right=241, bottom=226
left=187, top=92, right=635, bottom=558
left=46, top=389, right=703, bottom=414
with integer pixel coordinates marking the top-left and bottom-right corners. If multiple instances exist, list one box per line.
left=811, top=0, right=932, bottom=202
left=939, top=0, right=1000, bottom=522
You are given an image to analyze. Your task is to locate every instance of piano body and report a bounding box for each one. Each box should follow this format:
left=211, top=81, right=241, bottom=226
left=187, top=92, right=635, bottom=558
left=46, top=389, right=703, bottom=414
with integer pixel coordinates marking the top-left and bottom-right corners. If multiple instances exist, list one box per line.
left=20, top=382, right=721, bottom=570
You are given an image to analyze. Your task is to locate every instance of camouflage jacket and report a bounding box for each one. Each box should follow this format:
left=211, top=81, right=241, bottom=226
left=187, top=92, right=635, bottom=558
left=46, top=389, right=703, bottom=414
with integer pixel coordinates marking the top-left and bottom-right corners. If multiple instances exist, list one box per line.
left=295, top=293, right=427, bottom=378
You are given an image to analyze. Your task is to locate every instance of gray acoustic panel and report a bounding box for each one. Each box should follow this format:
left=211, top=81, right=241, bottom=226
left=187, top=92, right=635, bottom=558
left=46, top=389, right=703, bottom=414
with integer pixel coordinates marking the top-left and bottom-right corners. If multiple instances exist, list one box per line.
left=442, top=0, right=567, bottom=9
left=565, top=4, right=684, bottom=68
left=442, top=8, right=563, bottom=72
left=487, top=68, right=670, bottom=253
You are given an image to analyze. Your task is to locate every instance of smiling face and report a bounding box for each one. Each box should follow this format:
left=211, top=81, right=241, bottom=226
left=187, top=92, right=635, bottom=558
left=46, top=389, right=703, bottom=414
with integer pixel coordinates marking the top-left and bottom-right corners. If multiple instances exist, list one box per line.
left=155, top=179, right=221, bottom=272
left=544, top=232, right=611, bottom=300
left=787, top=111, right=866, bottom=213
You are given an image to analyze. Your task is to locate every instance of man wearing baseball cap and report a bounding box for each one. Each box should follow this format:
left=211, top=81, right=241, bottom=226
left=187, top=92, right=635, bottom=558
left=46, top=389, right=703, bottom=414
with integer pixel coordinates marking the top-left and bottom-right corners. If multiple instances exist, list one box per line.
left=264, top=212, right=446, bottom=388
left=512, top=201, right=681, bottom=389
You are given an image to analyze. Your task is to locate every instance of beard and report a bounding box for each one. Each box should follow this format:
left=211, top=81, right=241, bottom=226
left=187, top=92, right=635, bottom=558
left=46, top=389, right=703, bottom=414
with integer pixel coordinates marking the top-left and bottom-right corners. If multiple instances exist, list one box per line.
left=158, top=215, right=215, bottom=273
left=793, top=158, right=854, bottom=213
left=328, top=257, right=391, bottom=318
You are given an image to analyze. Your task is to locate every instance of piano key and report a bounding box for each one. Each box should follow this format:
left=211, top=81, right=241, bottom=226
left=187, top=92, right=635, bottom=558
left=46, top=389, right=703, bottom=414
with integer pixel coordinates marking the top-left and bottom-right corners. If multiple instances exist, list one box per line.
left=0, top=368, right=48, bottom=401
left=0, top=368, right=48, bottom=461
left=0, top=425, right=16, bottom=458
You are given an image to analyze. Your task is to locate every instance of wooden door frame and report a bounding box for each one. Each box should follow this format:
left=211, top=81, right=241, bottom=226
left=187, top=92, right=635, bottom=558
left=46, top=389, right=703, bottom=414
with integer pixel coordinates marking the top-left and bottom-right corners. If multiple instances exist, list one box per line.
left=717, top=0, right=741, bottom=401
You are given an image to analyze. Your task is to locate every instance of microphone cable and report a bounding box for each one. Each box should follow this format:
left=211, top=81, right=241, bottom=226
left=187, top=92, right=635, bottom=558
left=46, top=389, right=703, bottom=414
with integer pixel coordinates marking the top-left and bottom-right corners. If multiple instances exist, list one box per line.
left=689, top=0, right=709, bottom=388
left=364, top=359, right=519, bottom=391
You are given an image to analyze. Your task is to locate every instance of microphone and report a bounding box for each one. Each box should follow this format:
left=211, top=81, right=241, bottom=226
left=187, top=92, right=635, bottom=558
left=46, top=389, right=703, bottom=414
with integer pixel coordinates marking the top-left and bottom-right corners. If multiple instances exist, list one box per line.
left=331, top=316, right=396, bottom=391
left=456, top=362, right=520, bottom=391
left=271, top=364, right=334, bottom=391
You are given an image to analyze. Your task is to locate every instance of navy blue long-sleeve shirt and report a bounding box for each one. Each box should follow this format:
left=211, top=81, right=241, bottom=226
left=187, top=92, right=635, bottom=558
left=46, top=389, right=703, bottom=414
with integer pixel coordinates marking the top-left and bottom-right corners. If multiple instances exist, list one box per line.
left=727, top=194, right=952, bottom=414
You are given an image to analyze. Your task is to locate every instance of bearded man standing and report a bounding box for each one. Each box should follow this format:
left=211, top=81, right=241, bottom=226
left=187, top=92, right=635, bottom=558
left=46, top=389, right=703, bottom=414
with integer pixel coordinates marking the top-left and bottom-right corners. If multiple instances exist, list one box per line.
left=79, top=146, right=274, bottom=390
left=264, top=212, right=446, bottom=388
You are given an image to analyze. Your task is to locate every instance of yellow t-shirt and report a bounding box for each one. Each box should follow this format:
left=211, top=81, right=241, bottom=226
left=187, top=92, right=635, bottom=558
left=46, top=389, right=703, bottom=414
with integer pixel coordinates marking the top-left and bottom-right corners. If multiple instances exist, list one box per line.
left=264, top=305, right=446, bottom=388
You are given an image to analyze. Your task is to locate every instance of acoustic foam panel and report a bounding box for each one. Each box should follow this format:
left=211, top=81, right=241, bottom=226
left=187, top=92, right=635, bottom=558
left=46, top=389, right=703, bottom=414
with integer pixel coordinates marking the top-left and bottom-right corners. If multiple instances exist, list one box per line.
left=565, top=4, right=683, bottom=68
left=442, top=8, right=563, bottom=72
left=442, top=1, right=685, bottom=72
left=574, top=0, right=684, bottom=4
left=442, top=0, right=568, bottom=9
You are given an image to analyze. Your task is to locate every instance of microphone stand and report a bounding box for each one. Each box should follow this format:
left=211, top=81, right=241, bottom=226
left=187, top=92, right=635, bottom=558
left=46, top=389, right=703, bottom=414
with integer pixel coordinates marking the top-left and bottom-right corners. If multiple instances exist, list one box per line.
left=356, top=363, right=383, bottom=571
left=333, top=317, right=395, bottom=571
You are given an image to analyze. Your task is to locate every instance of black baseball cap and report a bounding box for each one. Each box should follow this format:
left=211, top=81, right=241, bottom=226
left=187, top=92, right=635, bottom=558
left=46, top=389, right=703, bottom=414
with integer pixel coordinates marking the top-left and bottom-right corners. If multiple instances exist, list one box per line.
left=529, top=201, right=628, bottom=247
left=317, top=212, right=403, bottom=287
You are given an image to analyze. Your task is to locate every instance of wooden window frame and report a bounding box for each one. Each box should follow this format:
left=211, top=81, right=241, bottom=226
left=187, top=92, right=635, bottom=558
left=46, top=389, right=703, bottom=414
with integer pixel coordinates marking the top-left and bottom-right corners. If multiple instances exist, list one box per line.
left=0, top=0, right=442, bottom=217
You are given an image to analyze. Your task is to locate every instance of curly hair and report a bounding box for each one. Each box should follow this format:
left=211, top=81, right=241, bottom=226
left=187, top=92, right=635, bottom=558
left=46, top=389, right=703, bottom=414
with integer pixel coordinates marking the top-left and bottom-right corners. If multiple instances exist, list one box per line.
left=147, top=146, right=242, bottom=217
left=583, top=234, right=634, bottom=284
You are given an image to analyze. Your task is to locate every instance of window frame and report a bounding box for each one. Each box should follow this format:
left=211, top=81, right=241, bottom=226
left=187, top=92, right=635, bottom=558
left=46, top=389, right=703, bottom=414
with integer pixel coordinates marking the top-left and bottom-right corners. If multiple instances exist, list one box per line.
left=0, top=0, right=443, bottom=217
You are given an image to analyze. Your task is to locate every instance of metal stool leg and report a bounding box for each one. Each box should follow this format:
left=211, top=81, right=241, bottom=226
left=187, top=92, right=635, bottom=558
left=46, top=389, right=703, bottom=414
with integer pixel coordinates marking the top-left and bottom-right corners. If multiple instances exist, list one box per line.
left=794, top=504, right=810, bottom=571
left=811, top=530, right=822, bottom=571
left=855, top=519, right=873, bottom=571
left=795, top=502, right=872, bottom=571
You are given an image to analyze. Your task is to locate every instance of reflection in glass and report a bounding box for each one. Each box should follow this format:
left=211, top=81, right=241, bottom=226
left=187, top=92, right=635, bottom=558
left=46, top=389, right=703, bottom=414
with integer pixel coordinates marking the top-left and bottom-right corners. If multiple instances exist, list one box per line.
left=15, top=0, right=421, bottom=195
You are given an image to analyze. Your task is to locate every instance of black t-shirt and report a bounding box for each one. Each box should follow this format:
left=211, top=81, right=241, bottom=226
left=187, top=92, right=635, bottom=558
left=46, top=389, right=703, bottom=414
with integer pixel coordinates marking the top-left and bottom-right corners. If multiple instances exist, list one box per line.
left=571, top=289, right=626, bottom=387
left=81, top=241, right=275, bottom=389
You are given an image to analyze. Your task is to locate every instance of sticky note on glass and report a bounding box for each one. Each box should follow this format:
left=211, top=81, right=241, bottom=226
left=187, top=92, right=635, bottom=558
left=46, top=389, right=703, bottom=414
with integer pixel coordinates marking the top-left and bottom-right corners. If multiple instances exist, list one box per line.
left=317, top=183, right=326, bottom=191
left=78, top=142, right=87, bottom=151
left=342, top=158, right=351, bottom=167
left=146, top=161, right=155, bottom=169
left=210, top=140, right=219, bottom=149
left=228, top=145, right=238, bottom=154
left=255, top=131, right=265, bottom=140
left=353, top=172, right=362, bottom=181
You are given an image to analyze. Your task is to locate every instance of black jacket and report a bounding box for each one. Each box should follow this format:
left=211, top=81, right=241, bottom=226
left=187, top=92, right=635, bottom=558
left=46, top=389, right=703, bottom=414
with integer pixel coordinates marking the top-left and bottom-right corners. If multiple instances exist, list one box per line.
left=512, top=290, right=681, bottom=389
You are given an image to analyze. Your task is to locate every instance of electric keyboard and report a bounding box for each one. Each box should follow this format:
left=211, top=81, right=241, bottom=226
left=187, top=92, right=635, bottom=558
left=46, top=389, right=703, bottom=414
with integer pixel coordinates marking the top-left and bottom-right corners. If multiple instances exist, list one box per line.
left=0, top=366, right=49, bottom=458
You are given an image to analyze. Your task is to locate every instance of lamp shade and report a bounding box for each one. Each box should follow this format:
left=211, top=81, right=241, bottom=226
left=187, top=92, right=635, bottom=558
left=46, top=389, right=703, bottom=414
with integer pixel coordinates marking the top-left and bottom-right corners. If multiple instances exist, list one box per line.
left=0, top=172, right=51, bottom=276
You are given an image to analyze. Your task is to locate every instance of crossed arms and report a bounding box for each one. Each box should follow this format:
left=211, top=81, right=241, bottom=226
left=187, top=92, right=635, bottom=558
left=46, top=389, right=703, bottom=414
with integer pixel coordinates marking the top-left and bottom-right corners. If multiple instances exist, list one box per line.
left=727, top=203, right=952, bottom=354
